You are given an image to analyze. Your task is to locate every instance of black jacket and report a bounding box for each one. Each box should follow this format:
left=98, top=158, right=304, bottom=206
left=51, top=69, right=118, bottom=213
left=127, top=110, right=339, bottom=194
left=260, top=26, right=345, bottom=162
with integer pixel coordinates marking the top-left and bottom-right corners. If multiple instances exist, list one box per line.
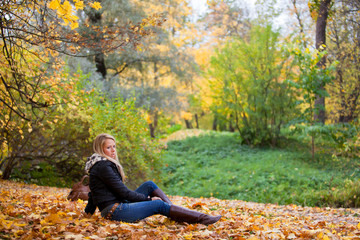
left=85, top=160, right=150, bottom=213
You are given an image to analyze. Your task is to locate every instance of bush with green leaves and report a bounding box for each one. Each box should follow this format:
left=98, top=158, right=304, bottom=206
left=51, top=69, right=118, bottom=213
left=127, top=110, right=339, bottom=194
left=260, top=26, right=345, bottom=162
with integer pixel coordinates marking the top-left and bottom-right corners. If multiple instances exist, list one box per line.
left=83, top=93, right=163, bottom=188
left=2, top=67, right=92, bottom=185
left=287, top=44, right=337, bottom=158
left=59, top=69, right=165, bottom=188
left=316, top=179, right=360, bottom=208
left=5, top=67, right=163, bottom=188
left=208, top=24, right=298, bottom=146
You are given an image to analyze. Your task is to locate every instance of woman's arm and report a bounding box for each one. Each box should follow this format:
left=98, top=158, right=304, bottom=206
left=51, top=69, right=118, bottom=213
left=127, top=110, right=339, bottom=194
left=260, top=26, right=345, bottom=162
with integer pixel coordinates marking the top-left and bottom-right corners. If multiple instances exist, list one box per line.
left=98, top=162, right=150, bottom=202
left=84, top=192, right=96, bottom=215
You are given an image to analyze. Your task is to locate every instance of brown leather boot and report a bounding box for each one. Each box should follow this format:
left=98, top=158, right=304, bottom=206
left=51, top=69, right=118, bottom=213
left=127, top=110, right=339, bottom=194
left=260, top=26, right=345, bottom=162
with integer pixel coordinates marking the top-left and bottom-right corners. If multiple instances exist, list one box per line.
left=169, top=205, right=221, bottom=225
left=151, top=188, right=172, bottom=205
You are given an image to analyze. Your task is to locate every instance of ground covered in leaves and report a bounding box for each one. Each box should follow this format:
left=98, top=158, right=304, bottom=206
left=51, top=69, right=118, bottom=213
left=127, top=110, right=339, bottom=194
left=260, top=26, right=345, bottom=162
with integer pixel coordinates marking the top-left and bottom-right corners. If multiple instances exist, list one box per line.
left=0, top=180, right=360, bottom=239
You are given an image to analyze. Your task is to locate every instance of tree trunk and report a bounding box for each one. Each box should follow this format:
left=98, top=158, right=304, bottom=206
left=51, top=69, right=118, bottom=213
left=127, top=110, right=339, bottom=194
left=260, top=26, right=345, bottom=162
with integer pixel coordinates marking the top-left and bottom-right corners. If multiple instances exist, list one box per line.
left=2, top=157, right=16, bottom=179
left=212, top=116, right=217, bottom=131
left=148, top=63, right=159, bottom=138
left=149, top=111, right=158, bottom=138
left=195, top=114, right=199, bottom=129
left=149, top=123, right=155, bottom=138
left=338, top=69, right=346, bottom=122
left=229, top=114, right=235, bottom=132
left=185, top=119, right=193, bottom=129
left=95, top=53, right=107, bottom=79
left=314, top=0, right=332, bottom=123
left=345, top=79, right=360, bottom=122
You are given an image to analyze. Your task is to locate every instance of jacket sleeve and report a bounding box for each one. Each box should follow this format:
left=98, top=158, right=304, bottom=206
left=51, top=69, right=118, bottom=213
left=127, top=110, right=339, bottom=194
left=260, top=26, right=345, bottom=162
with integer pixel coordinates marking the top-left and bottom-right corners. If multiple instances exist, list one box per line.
left=98, top=162, right=150, bottom=202
left=84, top=192, right=96, bottom=215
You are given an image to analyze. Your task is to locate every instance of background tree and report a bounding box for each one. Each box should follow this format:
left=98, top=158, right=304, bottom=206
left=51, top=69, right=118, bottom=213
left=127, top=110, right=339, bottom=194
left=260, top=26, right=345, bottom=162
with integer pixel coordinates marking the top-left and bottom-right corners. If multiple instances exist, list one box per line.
left=72, top=0, right=196, bottom=138
left=185, top=0, right=253, bottom=130
left=310, top=0, right=334, bottom=123
left=0, top=0, right=164, bottom=181
left=326, top=0, right=360, bottom=123
left=287, top=0, right=314, bottom=48
left=208, top=25, right=298, bottom=146
left=202, top=0, right=252, bottom=41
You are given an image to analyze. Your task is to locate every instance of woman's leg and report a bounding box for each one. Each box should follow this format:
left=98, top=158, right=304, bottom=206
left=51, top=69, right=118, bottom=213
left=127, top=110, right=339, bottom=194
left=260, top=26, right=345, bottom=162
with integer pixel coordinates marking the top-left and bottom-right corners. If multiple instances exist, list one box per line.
left=108, top=198, right=221, bottom=225
left=134, top=181, right=159, bottom=197
left=110, top=200, right=171, bottom=223
left=169, top=205, right=221, bottom=225
left=135, top=181, right=172, bottom=204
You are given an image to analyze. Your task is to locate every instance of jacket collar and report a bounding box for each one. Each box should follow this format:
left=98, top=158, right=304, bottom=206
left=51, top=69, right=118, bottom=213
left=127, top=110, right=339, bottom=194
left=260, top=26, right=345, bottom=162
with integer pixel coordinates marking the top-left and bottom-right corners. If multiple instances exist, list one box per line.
left=85, top=153, right=107, bottom=174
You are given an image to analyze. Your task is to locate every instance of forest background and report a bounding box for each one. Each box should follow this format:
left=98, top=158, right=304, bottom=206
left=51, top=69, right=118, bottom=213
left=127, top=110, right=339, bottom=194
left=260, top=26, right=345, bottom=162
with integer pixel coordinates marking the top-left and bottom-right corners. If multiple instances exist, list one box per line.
left=1, top=0, right=360, bottom=208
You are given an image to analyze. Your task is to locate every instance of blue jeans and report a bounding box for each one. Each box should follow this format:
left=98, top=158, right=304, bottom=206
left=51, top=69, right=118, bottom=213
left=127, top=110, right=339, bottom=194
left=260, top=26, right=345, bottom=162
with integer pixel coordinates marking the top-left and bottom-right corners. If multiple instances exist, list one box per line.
left=109, top=181, right=171, bottom=222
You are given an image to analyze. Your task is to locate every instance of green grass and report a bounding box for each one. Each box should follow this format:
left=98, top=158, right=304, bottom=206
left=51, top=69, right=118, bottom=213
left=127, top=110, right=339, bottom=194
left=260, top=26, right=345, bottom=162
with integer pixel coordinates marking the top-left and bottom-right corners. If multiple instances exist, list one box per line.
left=159, top=131, right=360, bottom=207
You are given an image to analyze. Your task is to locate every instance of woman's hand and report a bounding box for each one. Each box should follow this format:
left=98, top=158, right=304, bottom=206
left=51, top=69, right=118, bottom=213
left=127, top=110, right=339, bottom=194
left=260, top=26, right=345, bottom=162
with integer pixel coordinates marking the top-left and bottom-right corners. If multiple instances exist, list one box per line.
left=151, top=196, right=162, bottom=201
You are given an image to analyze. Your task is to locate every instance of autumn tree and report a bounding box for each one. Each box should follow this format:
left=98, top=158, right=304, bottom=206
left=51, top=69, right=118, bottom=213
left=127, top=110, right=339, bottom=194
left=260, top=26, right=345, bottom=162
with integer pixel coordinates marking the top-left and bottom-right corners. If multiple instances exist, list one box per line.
left=286, top=0, right=315, bottom=48
left=77, top=0, right=163, bottom=79
left=0, top=0, right=164, bottom=179
left=202, top=0, right=252, bottom=41
left=0, top=0, right=91, bottom=179
left=73, top=0, right=197, bottom=138
left=187, top=0, right=253, bottom=130
left=326, top=0, right=360, bottom=123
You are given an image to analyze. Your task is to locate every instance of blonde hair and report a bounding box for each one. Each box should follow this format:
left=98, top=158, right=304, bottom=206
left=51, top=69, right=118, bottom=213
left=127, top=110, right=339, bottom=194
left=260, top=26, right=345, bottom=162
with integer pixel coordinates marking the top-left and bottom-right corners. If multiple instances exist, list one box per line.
left=93, top=133, right=126, bottom=181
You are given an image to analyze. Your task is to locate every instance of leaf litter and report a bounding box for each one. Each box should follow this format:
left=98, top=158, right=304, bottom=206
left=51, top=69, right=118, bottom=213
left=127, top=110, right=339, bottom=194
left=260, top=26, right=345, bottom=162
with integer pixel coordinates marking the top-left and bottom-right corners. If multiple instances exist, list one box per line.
left=0, top=180, right=359, bottom=239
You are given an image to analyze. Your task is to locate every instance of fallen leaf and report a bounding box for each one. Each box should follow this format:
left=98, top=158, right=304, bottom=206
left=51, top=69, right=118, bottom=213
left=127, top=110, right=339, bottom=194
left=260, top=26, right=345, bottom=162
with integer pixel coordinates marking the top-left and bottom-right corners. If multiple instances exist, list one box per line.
left=1, top=180, right=360, bottom=240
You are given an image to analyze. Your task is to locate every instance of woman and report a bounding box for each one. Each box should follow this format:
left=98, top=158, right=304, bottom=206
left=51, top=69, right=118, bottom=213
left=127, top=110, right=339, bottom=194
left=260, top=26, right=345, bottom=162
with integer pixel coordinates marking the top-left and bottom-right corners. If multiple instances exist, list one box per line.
left=84, top=133, right=221, bottom=225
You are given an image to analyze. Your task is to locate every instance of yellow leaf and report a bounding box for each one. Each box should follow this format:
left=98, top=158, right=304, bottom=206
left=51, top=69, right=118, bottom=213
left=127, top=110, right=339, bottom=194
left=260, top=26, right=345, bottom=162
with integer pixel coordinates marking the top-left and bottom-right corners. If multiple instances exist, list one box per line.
left=317, top=232, right=323, bottom=238
left=70, top=21, right=79, bottom=30
left=49, top=0, right=60, bottom=10
left=1, top=220, right=13, bottom=229
left=357, top=222, right=360, bottom=230
left=74, top=0, right=84, bottom=10
left=58, top=1, right=72, bottom=16
left=14, top=230, right=24, bottom=238
left=24, top=193, right=32, bottom=202
left=183, top=233, right=192, bottom=240
left=44, top=213, right=62, bottom=225
left=14, top=223, right=27, bottom=227
left=90, top=1, right=102, bottom=10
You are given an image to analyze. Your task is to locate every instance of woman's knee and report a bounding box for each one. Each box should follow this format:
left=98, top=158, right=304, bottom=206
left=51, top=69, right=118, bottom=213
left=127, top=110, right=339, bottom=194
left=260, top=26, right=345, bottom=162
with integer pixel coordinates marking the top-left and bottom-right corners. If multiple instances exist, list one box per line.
left=144, top=180, right=158, bottom=190
left=152, top=200, right=171, bottom=216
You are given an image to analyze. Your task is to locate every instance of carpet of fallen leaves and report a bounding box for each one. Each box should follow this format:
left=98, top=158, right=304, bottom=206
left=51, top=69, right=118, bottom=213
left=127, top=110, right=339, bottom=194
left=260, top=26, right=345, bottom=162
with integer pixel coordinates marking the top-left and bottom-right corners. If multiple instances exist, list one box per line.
left=1, top=180, right=360, bottom=240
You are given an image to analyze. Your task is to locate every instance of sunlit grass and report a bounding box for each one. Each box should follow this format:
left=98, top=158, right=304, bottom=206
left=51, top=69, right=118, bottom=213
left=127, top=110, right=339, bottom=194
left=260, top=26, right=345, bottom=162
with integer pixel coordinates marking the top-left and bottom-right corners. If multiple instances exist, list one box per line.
left=159, top=131, right=360, bottom=207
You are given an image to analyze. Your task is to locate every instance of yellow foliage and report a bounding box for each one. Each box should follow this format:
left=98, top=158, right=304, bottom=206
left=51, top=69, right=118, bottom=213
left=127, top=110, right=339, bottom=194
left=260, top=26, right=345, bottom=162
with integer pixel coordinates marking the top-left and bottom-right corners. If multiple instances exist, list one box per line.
left=49, top=0, right=101, bottom=29
left=57, top=0, right=72, bottom=16
left=49, top=0, right=61, bottom=10
left=193, top=48, right=213, bottom=67
left=146, top=115, right=152, bottom=124
left=74, top=0, right=84, bottom=10
left=90, top=1, right=102, bottom=10
left=181, top=111, right=192, bottom=120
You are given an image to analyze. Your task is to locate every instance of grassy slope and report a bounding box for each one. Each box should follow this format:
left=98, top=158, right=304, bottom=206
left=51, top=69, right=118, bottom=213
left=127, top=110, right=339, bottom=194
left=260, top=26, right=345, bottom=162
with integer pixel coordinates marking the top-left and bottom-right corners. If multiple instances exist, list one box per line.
left=159, top=131, right=360, bottom=207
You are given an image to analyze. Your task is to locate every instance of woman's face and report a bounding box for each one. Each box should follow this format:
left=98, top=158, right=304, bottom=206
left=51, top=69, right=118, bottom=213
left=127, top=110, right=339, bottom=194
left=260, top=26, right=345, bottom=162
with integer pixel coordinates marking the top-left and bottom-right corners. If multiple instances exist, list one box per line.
left=103, top=139, right=116, bottom=159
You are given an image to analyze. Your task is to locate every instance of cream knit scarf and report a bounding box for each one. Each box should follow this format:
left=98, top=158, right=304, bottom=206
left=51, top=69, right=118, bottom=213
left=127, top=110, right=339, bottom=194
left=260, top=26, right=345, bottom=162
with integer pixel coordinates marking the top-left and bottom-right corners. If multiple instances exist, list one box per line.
left=85, top=153, right=123, bottom=177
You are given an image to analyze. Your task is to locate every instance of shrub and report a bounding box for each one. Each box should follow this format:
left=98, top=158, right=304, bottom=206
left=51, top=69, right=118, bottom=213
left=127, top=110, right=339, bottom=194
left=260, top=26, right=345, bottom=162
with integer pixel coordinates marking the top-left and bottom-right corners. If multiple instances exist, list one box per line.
left=317, top=179, right=360, bottom=208
left=85, top=95, right=163, bottom=189
left=208, top=25, right=298, bottom=146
